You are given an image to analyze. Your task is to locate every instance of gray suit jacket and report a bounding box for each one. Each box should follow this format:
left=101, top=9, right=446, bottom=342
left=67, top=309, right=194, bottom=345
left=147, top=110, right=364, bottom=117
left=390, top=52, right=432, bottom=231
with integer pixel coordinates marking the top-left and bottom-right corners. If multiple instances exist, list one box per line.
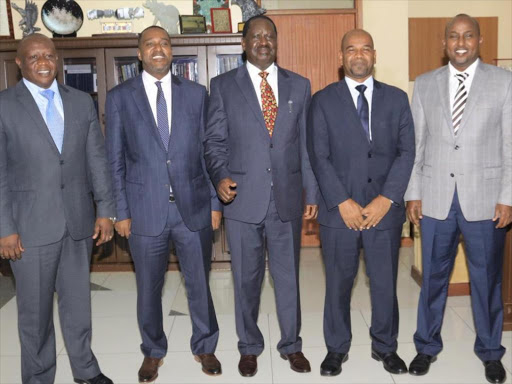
left=404, top=61, right=512, bottom=221
left=0, top=81, right=115, bottom=246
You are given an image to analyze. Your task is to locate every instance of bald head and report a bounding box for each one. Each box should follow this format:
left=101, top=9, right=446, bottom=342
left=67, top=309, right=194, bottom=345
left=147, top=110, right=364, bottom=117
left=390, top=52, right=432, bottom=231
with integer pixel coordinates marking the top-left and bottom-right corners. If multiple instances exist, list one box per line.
left=16, top=33, right=55, bottom=58
left=341, top=29, right=374, bottom=51
left=445, top=14, right=480, bottom=39
left=15, top=33, right=58, bottom=89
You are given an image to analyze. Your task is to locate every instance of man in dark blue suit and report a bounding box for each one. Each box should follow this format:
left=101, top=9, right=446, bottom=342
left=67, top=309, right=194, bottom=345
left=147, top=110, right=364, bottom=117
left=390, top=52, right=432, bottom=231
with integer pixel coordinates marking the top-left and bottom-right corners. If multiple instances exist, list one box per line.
left=307, top=29, right=415, bottom=377
left=204, top=16, right=318, bottom=377
left=105, top=26, right=222, bottom=383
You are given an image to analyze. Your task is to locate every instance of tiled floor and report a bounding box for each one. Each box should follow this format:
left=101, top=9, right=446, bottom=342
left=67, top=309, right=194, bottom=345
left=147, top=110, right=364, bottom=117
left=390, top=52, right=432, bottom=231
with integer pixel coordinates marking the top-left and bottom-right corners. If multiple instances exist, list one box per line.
left=1, top=247, right=511, bottom=384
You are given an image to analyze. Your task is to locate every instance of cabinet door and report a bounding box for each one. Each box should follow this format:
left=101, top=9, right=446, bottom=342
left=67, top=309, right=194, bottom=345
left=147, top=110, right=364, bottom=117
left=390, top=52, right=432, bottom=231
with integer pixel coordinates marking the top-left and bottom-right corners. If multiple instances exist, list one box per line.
left=172, top=45, right=207, bottom=86
left=0, top=51, right=20, bottom=90
left=207, top=45, right=243, bottom=84
left=105, top=47, right=140, bottom=90
left=56, top=48, right=107, bottom=133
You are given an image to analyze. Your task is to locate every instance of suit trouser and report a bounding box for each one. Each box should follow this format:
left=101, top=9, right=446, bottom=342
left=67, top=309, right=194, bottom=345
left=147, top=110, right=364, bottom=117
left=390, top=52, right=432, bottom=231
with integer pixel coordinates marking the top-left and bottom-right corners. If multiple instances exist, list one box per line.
left=129, top=202, right=219, bottom=358
left=225, top=193, right=303, bottom=355
left=414, top=190, right=506, bottom=361
left=10, top=232, right=100, bottom=384
left=320, top=224, right=402, bottom=354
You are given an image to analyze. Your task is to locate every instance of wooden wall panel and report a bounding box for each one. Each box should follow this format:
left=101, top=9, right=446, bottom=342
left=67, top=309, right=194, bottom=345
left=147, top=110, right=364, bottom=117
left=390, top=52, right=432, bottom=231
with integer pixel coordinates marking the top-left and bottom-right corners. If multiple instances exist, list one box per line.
left=269, top=13, right=356, bottom=94
left=409, top=17, right=498, bottom=81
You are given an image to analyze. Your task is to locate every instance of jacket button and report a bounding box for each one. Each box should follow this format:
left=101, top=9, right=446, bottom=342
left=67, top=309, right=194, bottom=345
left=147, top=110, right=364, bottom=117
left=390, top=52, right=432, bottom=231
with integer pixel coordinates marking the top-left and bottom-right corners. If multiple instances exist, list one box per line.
left=368, top=178, right=372, bottom=183
left=270, top=144, right=273, bottom=148
left=61, top=184, right=64, bottom=189
left=368, top=152, right=372, bottom=158
left=60, top=160, right=64, bottom=165
left=454, top=145, right=459, bottom=150
left=450, top=173, right=454, bottom=177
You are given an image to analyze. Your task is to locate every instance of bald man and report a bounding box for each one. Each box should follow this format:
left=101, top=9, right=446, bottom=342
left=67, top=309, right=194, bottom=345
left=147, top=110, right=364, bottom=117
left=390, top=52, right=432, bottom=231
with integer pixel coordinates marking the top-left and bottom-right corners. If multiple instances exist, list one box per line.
left=0, top=34, right=115, bottom=384
left=307, top=29, right=415, bottom=376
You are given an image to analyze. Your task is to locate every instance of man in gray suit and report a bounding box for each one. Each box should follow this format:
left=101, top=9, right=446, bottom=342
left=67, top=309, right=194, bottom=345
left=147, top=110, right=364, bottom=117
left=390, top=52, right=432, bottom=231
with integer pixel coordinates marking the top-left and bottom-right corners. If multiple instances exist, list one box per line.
left=204, top=15, right=319, bottom=377
left=0, top=34, right=115, bottom=384
left=405, top=14, right=511, bottom=384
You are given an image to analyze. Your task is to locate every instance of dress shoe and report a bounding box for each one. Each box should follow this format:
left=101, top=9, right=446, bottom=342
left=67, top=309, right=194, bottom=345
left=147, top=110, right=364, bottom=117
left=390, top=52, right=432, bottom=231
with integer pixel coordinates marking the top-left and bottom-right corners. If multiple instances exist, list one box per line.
left=74, top=373, right=113, bottom=384
left=320, top=352, right=348, bottom=376
left=409, top=353, right=436, bottom=376
left=138, top=357, right=163, bottom=383
left=194, top=353, right=222, bottom=376
left=280, top=351, right=311, bottom=373
left=371, top=349, right=408, bottom=374
left=484, top=360, right=506, bottom=384
left=238, top=355, right=258, bottom=377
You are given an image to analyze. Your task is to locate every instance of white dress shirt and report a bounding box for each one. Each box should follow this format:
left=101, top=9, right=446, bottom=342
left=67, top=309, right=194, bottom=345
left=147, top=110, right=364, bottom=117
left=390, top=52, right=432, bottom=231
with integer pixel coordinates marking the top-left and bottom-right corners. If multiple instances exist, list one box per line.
left=345, top=75, right=374, bottom=141
left=246, top=61, right=279, bottom=110
left=448, top=58, right=479, bottom=113
left=141, top=70, right=172, bottom=133
left=23, top=78, right=64, bottom=124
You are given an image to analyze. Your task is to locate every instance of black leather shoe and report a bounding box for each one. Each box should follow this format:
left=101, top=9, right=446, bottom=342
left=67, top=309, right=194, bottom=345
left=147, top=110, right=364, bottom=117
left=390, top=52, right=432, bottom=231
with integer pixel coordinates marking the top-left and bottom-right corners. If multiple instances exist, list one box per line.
left=320, top=352, right=348, bottom=376
left=371, top=349, right=408, bottom=374
left=74, top=373, right=113, bottom=384
left=484, top=360, right=506, bottom=384
left=409, top=353, right=436, bottom=376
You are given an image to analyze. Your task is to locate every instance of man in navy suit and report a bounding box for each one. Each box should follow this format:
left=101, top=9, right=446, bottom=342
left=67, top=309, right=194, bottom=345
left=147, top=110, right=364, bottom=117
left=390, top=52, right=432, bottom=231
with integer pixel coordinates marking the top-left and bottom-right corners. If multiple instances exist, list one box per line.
left=204, top=15, right=319, bottom=377
left=105, top=26, right=222, bottom=382
left=307, top=29, right=415, bottom=377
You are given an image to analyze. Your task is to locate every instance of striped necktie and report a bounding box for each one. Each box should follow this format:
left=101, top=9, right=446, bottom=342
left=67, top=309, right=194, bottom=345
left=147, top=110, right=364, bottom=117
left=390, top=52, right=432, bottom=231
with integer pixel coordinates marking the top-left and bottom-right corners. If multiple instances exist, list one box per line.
left=259, top=71, right=277, bottom=137
left=452, top=73, right=469, bottom=135
left=155, top=81, right=170, bottom=150
left=40, top=89, right=64, bottom=153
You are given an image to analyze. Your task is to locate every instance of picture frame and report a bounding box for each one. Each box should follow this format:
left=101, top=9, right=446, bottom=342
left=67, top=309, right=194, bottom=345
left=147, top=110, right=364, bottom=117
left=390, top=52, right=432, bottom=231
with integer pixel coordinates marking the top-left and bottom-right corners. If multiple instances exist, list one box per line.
left=210, top=8, right=231, bottom=34
left=237, top=22, right=244, bottom=33
left=0, top=0, right=15, bottom=39
left=180, top=15, right=206, bottom=34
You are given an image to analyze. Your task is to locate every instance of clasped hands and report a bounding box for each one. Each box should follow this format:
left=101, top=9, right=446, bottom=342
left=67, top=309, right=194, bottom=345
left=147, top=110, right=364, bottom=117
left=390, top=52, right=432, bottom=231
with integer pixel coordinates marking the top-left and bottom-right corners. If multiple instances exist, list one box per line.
left=338, top=195, right=391, bottom=231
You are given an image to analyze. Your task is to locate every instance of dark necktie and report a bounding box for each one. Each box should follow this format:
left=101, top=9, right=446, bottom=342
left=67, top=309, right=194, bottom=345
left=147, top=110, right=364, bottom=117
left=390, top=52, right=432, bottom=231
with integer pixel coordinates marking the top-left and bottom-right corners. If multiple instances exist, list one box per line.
left=452, top=72, right=469, bottom=135
left=356, top=84, right=370, bottom=142
left=155, top=81, right=170, bottom=150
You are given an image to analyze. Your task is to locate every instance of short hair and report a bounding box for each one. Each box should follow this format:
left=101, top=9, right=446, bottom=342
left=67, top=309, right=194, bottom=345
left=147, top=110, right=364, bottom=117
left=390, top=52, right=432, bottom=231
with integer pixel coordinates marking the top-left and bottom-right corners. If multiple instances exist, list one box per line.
left=445, top=14, right=480, bottom=38
left=242, top=15, right=277, bottom=38
left=341, top=29, right=374, bottom=51
left=138, top=25, right=170, bottom=47
left=16, top=33, right=55, bottom=57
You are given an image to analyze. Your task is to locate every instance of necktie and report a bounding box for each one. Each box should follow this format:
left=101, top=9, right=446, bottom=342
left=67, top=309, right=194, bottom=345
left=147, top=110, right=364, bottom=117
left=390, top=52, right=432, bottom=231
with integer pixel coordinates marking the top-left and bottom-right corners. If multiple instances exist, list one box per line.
left=355, top=84, right=370, bottom=142
left=40, top=89, right=64, bottom=153
left=155, top=81, right=170, bottom=150
left=259, top=71, right=278, bottom=137
left=452, top=73, right=469, bottom=135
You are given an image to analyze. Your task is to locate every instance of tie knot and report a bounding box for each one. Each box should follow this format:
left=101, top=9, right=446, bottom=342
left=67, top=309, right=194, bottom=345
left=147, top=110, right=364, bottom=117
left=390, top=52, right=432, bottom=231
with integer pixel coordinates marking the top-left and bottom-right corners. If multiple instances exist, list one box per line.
left=41, top=89, right=55, bottom=101
left=455, top=73, right=469, bottom=83
left=155, top=81, right=163, bottom=90
left=356, top=84, right=367, bottom=94
left=259, top=71, right=269, bottom=80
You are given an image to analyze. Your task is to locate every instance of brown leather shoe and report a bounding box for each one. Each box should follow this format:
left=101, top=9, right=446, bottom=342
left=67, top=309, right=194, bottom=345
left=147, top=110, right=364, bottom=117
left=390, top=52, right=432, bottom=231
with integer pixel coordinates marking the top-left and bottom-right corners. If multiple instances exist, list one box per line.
left=238, top=355, right=258, bottom=377
left=280, top=352, right=311, bottom=373
left=194, top=354, right=222, bottom=376
left=138, top=357, right=163, bottom=383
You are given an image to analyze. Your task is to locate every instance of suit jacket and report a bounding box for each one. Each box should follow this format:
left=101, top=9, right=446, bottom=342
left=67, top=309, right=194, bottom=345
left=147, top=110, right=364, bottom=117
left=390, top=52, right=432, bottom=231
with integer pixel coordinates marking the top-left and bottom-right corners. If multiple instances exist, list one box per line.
left=204, top=64, right=318, bottom=224
left=404, top=62, right=512, bottom=221
left=307, top=79, right=415, bottom=229
left=106, top=74, right=220, bottom=236
left=0, top=81, right=115, bottom=246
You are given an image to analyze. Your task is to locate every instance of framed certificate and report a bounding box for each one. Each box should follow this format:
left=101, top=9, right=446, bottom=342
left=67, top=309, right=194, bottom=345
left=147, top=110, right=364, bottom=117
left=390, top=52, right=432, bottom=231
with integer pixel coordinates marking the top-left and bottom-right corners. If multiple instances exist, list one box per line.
left=0, top=0, right=14, bottom=39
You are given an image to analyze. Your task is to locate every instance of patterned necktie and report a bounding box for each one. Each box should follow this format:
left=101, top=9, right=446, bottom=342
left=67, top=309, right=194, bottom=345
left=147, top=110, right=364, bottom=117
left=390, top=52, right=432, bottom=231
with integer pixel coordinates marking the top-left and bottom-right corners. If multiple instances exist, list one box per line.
left=40, top=89, right=64, bottom=153
left=155, top=81, right=170, bottom=150
left=259, top=71, right=278, bottom=137
left=355, top=84, right=370, bottom=142
left=452, top=73, right=469, bottom=135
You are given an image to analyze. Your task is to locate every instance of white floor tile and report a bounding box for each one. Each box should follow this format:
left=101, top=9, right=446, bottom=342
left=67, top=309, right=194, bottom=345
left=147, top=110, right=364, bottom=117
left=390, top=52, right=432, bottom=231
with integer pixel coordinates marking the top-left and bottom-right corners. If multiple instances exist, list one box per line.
left=0, top=355, right=22, bottom=384
left=91, top=290, right=176, bottom=318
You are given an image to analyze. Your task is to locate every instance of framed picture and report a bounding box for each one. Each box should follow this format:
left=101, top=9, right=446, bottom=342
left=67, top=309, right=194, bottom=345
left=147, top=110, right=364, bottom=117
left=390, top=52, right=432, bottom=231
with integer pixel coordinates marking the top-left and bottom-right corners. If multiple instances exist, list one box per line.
left=237, top=22, right=244, bottom=33
left=180, top=15, right=206, bottom=34
left=210, top=8, right=231, bottom=34
left=193, top=0, right=228, bottom=27
left=0, top=0, right=14, bottom=39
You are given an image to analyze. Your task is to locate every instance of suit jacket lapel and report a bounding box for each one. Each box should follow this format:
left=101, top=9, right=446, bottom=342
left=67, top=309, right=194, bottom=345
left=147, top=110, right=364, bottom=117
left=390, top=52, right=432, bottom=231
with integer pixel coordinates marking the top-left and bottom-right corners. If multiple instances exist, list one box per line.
left=15, top=81, right=60, bottom=156
left=59, top=84, right=72, bottom=157
left=234, top=65, right=269, bottom=141
left=272, top=67, right=291, bottom=140
left=131, top=74, right=167, bottom=152
left=457, top=61, right=485, bottom=136
left=435, top=66, right=454, bottom=139
left=169, top=75, right=182, bottom=155
left=335, top=79, right=369, bottom=144
left=370, top=80, right=384, bottom=145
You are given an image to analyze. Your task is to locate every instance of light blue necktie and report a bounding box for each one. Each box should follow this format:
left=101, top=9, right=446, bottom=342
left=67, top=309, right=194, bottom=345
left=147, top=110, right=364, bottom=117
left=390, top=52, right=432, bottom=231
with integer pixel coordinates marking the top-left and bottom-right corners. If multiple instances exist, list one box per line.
left=40, top=89, right=64, bottom=153
left=155, top=81, right=170, bottom=151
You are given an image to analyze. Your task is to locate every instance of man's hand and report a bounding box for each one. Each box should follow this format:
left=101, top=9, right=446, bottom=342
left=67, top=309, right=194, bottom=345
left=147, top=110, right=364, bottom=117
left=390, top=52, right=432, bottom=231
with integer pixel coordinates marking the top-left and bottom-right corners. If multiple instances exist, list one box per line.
left=493, top=204, right=512, bottom=228
left=338, top=199, right=364, bottom=231
left=217, top=177, right=237, bottom=203
left=361, top=195, right=392, bottom=229
left=93, top=218, right=114, bottom=246
left=406, top=200, right=423, bottom=226
left=0, top=234, right=24, bottom=260
left=212, top=211, right=222, bottom=230
left=115, top=219, right=132, bottom=239
left=304, top=205, right=318, bottom=220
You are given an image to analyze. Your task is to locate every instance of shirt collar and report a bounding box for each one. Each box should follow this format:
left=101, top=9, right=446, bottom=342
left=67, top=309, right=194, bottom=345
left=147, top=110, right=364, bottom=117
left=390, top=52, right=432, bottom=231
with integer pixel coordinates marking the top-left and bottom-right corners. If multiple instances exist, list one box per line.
left=344, top=75, right=374, bottom=92
left=23, top=78, right=59, bottom=95
left=142, top=70, right=172, bottom=86
left=246, top=61, right=277, bottom=78
left=448, top=58, right=479, bottom=78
